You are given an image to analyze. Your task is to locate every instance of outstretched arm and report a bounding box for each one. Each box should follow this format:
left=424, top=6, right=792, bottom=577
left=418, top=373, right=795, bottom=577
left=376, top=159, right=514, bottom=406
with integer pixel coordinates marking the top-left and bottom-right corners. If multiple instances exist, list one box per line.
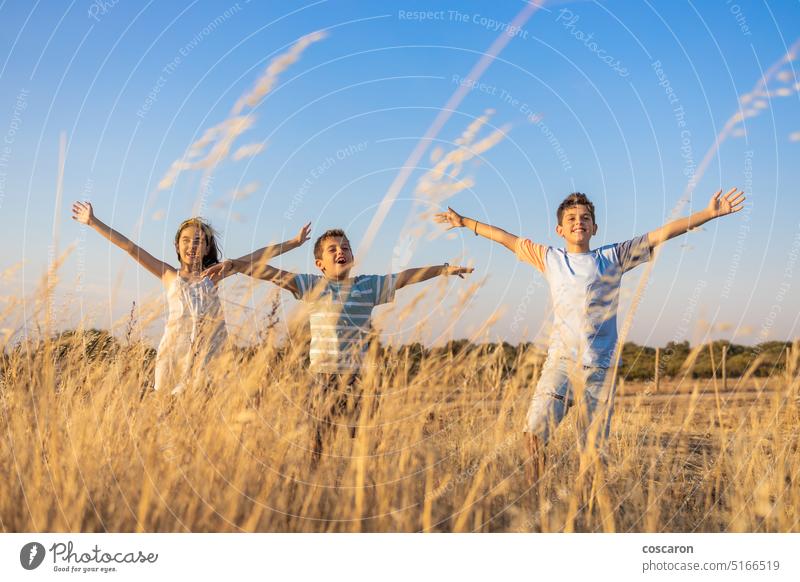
left=434, top=207, right=519, bottom=252
left=202, top=222, right=310, bottom=289
left=206, top=257, right=300, bottom=294
left=396, top=264, right=474, bottom=290
left=647, top=188, right=746, bottom=249
left=234, top=222, right=311, bottom=274
left=232, top=262, right=301, bottom=295
left=71, top=201, right=174, bottom=280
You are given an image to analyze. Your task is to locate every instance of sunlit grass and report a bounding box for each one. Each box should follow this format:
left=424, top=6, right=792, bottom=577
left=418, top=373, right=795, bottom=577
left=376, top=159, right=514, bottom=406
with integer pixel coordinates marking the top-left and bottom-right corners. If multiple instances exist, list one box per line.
left=1, top=281, right=798, bottom=533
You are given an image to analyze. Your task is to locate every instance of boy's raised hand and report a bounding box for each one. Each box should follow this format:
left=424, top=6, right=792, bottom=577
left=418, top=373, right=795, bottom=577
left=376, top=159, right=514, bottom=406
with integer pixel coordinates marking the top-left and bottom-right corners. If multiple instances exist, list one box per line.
left=71, top=201, right=95, bottom=226
left=445, top=265, right=474, bottom=279
left=202, top=260, right=237, bottom=284
left=707, top=188, right=746, bottom=218
left=433, top=207, right=465, bottom=230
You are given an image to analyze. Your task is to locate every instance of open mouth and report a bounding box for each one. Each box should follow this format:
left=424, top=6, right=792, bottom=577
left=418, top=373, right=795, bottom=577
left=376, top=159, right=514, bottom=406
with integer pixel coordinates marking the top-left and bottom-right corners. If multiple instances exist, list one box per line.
left=335, top=257, right=348, bottom=265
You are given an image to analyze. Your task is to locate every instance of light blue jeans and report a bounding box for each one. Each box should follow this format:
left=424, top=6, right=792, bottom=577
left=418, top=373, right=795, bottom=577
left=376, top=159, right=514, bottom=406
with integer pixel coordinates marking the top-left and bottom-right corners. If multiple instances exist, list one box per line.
left=526, top=356, right=615, bottom=446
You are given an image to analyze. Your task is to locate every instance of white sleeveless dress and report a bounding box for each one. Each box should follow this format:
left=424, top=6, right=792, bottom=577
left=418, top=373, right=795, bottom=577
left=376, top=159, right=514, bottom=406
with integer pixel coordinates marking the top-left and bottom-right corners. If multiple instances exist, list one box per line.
left=154, top=275, right=228, bottom=393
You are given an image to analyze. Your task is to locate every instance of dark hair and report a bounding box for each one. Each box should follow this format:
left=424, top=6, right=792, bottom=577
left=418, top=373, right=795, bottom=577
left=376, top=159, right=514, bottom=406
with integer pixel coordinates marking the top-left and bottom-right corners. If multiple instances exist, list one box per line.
left=313, top=228, right=348, bottom=260
left=557, top=192, right=596, bottom=225
left=174, top=217, right=221, bottom=269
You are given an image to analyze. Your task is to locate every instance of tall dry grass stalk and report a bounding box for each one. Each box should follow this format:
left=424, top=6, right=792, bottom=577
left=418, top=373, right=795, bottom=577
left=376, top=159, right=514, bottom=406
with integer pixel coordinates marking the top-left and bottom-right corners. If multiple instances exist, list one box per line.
left=1, top=271, right=798, bottom=533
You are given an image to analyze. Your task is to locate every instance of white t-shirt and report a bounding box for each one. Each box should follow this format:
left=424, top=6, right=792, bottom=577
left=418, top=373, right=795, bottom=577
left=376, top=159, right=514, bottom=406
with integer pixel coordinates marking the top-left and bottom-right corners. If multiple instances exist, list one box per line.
left=516, top=234, right=652, bottom=367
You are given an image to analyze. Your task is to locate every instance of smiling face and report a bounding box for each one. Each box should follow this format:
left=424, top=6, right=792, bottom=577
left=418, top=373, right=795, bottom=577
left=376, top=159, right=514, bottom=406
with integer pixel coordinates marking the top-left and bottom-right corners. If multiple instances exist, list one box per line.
left=176, top=225, right=208, bottom=271
left=555, top=204, right=597, bottom=250
left=315, top=235, right=354, bottom=280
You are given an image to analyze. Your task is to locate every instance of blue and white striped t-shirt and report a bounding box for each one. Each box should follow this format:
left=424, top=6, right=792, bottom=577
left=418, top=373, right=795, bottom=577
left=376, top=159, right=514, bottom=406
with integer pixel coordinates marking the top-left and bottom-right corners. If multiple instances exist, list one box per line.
left=292, top=273, right=398, bottom=373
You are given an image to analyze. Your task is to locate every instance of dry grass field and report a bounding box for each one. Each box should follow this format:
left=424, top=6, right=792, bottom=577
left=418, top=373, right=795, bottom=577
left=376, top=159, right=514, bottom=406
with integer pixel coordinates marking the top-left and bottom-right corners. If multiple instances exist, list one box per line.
left=3, top=15, right=799, bottom=539
left=1, top=310, right=798, bottom=533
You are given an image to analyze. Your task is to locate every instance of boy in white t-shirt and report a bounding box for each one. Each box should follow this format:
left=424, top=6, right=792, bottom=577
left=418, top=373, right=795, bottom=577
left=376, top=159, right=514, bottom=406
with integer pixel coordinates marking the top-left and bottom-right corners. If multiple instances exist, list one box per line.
left=436, top=188, right=746, bottom=482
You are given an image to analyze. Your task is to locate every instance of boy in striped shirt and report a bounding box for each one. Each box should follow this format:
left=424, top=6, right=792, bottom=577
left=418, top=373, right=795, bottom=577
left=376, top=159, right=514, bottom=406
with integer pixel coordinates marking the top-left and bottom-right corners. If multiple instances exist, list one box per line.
left=219, top=227, right=472, bottom=461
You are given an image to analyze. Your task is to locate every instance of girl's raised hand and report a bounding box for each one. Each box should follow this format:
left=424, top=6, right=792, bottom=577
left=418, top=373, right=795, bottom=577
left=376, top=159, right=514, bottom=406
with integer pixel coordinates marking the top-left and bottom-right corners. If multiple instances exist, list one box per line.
left=71, top=201, right=95, bottom=226
left=293, top=222, right=312, bottom=246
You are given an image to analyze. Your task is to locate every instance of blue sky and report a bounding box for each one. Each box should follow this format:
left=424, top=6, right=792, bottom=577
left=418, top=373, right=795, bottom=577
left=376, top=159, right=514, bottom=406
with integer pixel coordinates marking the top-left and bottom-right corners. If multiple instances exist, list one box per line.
left=1, top=0, right=798, bottom=347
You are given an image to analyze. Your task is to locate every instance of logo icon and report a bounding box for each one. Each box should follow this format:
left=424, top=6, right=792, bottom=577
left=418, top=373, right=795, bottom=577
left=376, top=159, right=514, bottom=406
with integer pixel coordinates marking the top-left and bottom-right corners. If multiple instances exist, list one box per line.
left=20, top=542, right=46, bottom=570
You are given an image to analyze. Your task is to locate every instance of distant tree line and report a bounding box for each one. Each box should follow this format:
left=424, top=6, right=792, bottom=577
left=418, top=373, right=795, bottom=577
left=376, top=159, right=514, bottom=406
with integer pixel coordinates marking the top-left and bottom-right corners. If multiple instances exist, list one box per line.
left=2, top=330, right=794, bottom=382
left=386, top=339, right=795, bottom=380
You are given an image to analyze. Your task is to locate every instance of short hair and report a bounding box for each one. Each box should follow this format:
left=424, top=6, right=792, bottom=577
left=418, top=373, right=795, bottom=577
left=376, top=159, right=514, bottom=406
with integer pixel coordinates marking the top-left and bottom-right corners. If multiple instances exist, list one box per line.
left=557, top=192, right=596, bottom=225
left=174, top=217, right=221, bottom=269
left=313, top=228, right=348, bottom=260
